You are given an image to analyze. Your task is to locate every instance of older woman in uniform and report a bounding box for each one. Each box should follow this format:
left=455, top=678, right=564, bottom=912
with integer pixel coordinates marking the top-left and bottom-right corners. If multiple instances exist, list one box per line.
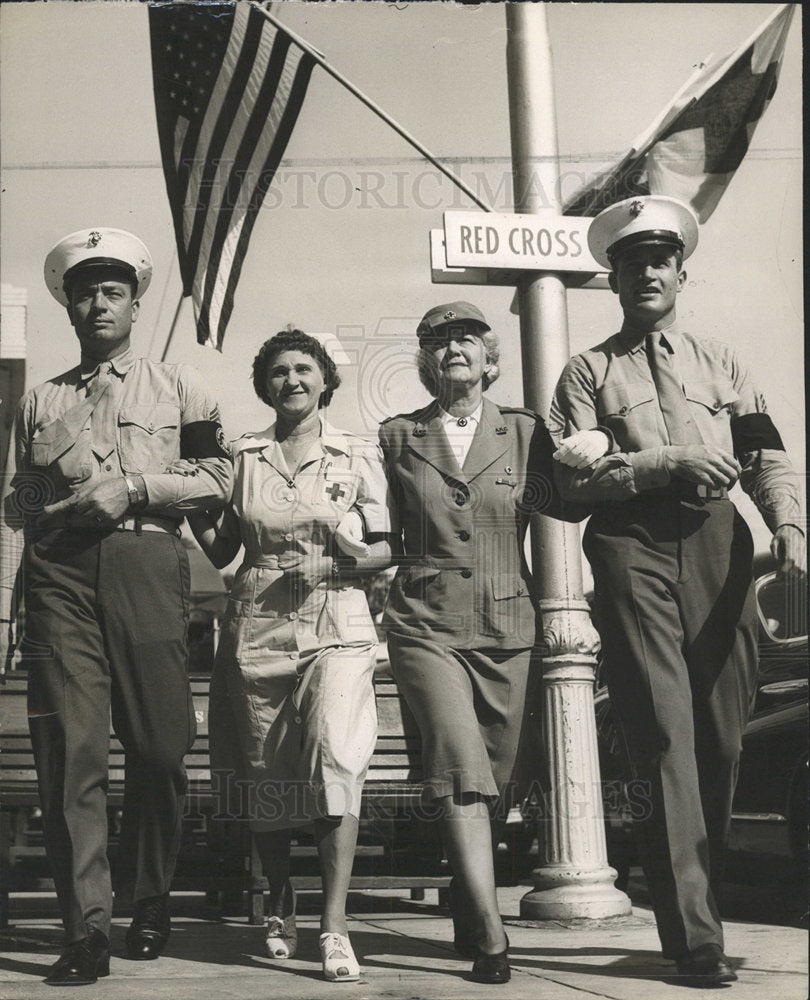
left=367, top=303, right=605, bottom=983
left=187, top=330, right=392, bottom=982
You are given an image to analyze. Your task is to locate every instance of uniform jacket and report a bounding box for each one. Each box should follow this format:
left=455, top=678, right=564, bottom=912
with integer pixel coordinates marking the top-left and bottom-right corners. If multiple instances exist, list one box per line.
left=379, top=397, right=572, bottom=650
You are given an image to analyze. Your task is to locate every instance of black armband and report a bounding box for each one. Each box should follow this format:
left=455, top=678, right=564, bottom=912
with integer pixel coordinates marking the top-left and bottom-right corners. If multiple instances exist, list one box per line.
left=730, top=413, right=785, bottom=455
left=180, top=421, right=230, bottom=460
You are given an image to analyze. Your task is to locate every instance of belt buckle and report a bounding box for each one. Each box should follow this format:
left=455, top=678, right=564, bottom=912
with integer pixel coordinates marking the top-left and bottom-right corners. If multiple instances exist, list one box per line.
left=696, top=484, right=709, bottom=499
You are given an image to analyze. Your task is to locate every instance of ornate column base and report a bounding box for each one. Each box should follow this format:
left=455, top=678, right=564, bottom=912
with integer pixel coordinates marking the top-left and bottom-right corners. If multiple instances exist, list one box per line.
left=520, top=866, right=631, bottom=920
left=520, top=600, right=631, bottom=920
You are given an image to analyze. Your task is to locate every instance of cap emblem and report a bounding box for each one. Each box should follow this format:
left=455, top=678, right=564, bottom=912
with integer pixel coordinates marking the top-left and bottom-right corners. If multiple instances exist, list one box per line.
left=629, top=200, right=645, bottom=218
left=87, top=231, right=103, bottom=247
left=443, top=310, right=456, bottom=320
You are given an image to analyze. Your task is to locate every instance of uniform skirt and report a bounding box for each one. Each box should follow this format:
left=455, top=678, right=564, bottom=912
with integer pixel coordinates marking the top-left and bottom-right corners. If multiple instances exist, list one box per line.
left=387, top=632, right=540, bottom=810
left=209, top=640, right=378, bottom=832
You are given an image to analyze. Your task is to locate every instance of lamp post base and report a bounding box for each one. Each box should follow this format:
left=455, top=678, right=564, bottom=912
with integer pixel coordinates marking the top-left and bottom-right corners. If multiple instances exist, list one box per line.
left=520, top=866, right=632, bottom=920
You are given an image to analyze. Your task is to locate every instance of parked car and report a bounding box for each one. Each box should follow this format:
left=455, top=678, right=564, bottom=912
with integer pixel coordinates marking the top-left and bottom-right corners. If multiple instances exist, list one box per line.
left=594, top=556, right=808, bottom=886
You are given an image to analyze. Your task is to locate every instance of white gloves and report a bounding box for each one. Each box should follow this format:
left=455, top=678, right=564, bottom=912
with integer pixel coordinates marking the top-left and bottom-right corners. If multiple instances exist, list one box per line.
left=334, top=509, right=370, bottom=557
left=553, top=429, right=611, bottom=469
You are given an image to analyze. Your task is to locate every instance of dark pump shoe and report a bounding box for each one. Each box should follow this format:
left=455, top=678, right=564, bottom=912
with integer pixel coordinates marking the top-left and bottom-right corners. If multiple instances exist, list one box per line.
left=45, top=928, right=110, bottom=986
left=471, top=946, right=511, bottom=985
left=126, top=893, right=171, bottom=960
left=675, top=943, right=738, bottom=985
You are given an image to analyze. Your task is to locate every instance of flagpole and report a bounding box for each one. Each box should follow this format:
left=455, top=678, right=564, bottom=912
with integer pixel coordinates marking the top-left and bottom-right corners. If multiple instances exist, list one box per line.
left=505, top=4, right=631, bottom=921
left=249, top=1, right=493, bottom=212
left=160, top=292, right=185, bottom=363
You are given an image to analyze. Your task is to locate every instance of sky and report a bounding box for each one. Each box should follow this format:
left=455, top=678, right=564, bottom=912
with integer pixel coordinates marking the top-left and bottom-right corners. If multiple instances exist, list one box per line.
left=0, top=1, right=803, bottom=556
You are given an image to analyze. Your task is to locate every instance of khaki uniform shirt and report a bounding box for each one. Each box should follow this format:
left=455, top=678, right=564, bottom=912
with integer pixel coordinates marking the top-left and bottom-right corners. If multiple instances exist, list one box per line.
left=548, top=324, right=802, bottom=532
left=1, top=349, right=232, bottom=621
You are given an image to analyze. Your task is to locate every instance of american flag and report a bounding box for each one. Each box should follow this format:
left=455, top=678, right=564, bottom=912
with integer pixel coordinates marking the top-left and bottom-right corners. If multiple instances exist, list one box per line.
left=150, top=3, right=315, bottom=350
left=563, top=4, right=794, bottom=223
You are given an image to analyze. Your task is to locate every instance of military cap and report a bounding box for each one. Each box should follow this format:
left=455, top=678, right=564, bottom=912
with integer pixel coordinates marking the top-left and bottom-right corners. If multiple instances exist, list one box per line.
left=417, top=301, right=491, bottom=341
left=44, top=228, right=153, bottom=306
left=587, top=196, right=699, bottom=270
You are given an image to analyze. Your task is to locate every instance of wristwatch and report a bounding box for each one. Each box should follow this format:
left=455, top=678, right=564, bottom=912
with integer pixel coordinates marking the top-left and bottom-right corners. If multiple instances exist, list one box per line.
left=124, top=476, right=147, bottom=510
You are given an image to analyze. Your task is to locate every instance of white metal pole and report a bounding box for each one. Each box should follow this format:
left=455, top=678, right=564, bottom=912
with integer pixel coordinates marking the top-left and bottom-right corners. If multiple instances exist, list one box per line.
left=505, top=3, right=630, bottom=920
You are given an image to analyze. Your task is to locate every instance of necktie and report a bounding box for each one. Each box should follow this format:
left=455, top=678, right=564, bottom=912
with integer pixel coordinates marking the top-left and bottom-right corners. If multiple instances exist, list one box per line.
left=645, top=331, right=703, bottom=445
left=89, top=362, right=118, bottom=461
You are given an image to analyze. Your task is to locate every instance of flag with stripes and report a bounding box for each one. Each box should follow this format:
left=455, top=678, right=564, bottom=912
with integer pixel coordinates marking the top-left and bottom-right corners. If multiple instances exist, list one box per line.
left=563, top=4, right=794, bottom=223
left=150, top=3, right=315, bottom=350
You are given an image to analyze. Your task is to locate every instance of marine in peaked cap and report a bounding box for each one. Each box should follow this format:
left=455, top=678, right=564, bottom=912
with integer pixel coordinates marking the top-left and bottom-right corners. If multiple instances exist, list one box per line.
left=44, top=227, right=153, bottom=307
left=587, top=195, right=699, bottom=270
left=0, top=228, right=231, bottom=984
left=551, top=194, right=804, bottom=985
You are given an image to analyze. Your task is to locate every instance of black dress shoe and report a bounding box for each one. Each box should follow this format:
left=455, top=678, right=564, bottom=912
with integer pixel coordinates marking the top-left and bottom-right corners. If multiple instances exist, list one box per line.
left=471, top=946, right=511, bottom=985
left=675, top=943, right=737, bottom=985
left=126, top=893, right=171, bottom=960
left=45, top=928, right=110, bottom=986
left=448, top=877, right=478, bottom=959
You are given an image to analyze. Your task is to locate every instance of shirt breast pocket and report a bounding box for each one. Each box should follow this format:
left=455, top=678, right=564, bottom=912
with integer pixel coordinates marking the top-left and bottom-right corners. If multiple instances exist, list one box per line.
left=683, top=380, right=739, bottom=416
left=30, top=419, right=93, bottom=484
left=596, top=382, right=656, bottom=430
left=119, top=403, right=180, bottom=474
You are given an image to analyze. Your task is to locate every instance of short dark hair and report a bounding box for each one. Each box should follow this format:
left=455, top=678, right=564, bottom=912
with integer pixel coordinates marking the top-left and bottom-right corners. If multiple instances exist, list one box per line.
left=252, top=329, right=341, bottom=409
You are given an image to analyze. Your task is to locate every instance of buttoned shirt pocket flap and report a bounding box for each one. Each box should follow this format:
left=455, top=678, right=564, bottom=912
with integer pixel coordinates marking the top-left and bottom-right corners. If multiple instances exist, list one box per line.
left=596, top=382, right=656, bottom=420
left=30, top=419, right=74, bottom=466
left=119, top=402, right=181, bottom=473
left=119, top=403, right=180, bottom=435
left=683, top=380, right=739, bottom=414
left=491, top=574, right=530, bottom=601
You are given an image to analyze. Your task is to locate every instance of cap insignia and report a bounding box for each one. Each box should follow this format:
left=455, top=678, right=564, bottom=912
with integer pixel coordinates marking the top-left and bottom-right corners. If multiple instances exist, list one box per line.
left=443, top=310, right=456, bottom=320
left=629, top=200, right=645, bottom=218
left=87, top=231, right=102, bottom=247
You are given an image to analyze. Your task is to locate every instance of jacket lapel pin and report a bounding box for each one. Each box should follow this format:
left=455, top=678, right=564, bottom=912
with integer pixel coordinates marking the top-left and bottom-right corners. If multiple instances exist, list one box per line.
left=495, top=426, right=507, bottom=435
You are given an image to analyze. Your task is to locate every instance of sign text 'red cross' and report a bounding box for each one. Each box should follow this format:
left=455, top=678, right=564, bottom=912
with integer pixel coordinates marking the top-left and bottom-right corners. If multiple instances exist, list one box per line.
left=443, top=210, right=604, bottom=273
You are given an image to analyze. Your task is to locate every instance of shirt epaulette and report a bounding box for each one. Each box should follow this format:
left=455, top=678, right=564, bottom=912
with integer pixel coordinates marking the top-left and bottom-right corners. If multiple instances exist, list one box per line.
left=497, top=405, right=540, bottom=420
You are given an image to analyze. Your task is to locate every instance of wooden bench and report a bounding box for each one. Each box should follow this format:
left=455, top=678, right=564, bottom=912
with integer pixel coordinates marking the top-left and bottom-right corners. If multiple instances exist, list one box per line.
left=1, top=667, right=449, bottom=927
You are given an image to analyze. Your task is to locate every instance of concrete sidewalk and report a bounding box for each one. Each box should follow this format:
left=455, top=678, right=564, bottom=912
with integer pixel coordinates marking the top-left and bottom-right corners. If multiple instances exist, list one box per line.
left=1, top=886, right=807, bottom=1000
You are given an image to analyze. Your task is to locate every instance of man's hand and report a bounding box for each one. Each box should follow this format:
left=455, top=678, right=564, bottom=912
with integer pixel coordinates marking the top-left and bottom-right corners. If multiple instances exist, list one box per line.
left=334, top=509, right=369, bottom=558
left=771, top=524, right=806, bottom=578
left=663, top=445, right=741, bottom=487
left=40, top=478, right=130, bottom=526
left=554, top=430, right=611, bottom=469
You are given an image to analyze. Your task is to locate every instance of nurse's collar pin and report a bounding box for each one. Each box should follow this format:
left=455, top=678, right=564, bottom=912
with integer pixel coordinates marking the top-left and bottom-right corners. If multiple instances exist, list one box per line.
left=87, top=231, right=102, bottom=247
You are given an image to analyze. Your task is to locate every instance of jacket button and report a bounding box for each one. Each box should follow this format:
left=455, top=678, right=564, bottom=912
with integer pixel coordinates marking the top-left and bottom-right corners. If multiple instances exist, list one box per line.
left=619, top=406, right=629, bottom=416
left=285, top=533, right=294, bottom=541
left=516, top=586, right=524, bottom=595
left=459, top=530, right=470, bottom=541
left=460, top=569, right=472, bottom=579
left=288, top=612, right=298, bottom=621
